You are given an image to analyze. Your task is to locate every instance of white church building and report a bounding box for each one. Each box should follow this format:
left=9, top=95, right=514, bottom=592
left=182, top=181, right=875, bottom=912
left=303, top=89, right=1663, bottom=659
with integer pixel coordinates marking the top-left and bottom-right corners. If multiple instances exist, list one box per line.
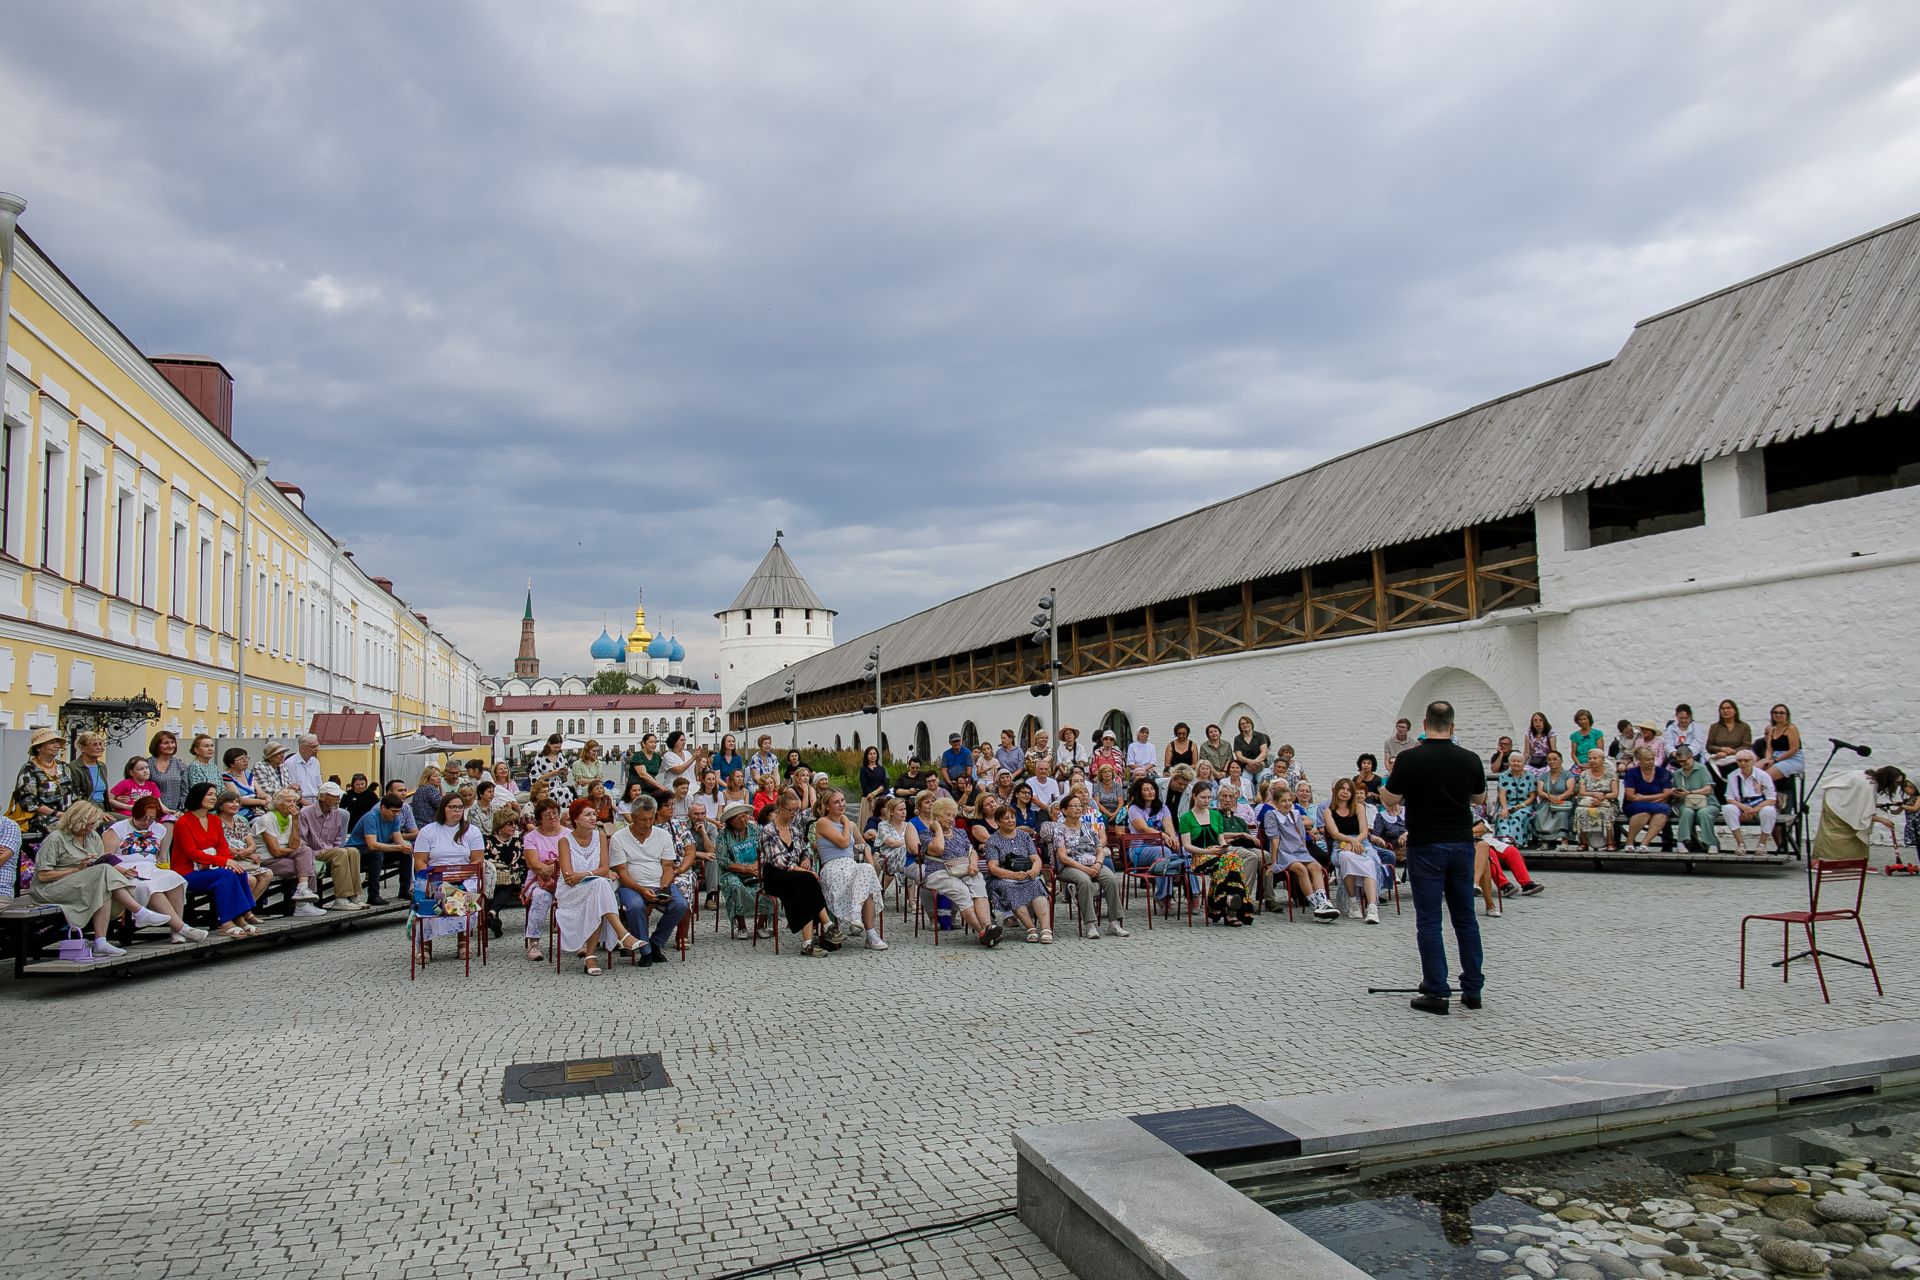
left=736, top=211, right=1920, bottom=788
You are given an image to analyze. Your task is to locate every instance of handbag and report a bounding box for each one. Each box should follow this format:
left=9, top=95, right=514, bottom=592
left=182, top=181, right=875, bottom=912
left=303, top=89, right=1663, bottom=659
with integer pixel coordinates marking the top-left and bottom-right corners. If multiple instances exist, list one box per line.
left=56, top=927, right=93, bottom=963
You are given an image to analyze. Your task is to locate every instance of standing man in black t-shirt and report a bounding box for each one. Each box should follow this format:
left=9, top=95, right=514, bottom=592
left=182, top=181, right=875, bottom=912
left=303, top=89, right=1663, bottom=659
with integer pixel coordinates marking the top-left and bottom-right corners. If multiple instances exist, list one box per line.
left=1381, top=700, right=1487, bottom=1015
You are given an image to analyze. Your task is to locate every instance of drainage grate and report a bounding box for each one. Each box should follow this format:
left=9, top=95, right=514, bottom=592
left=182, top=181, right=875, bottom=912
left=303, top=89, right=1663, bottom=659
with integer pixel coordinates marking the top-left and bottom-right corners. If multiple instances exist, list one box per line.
left=501, top=1052, right=672, bottom=1103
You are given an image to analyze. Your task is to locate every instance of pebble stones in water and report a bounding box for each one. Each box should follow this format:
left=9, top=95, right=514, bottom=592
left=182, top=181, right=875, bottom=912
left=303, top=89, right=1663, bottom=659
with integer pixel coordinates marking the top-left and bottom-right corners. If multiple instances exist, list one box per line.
left=1663, top=1259, right=1711, bottom=1277
left=1816, top=1193, right=1894, bottom=1224
left=1744, top=1177, right=1808, bottom=1196
left=1559, top=1265, right=1607, bottom=1280
left=1756, top=1237, right=1828, bottom=1275
left=1765, top=1193, right=1822, bottom=1220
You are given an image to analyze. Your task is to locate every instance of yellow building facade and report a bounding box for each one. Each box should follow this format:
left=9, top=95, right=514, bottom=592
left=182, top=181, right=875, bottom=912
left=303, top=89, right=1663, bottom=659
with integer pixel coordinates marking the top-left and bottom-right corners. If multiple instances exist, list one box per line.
left=0, top=201, right=481, bottom=747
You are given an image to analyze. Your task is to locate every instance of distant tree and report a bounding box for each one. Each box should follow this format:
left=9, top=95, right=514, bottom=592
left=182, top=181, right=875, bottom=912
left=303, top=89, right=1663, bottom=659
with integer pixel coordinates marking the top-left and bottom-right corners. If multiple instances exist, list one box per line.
left=588, top=670, right=636, bottom=695
left=637, top=680, right=660, bottom=695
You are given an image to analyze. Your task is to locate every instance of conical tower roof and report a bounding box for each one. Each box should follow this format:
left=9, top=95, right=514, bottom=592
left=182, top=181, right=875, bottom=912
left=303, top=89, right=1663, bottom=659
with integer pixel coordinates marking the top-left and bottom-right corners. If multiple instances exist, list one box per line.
left=721, top=538, right=834, bottom=615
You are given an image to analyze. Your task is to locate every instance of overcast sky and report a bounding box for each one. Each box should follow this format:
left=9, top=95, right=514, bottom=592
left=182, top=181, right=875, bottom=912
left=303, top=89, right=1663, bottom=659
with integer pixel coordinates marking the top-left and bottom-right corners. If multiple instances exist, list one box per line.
left=6, top=3, right=1919, bottom=678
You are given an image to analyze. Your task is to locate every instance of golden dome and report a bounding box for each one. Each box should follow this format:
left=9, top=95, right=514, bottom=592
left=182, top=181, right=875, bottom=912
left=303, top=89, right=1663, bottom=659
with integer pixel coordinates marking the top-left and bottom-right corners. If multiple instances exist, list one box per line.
left=626, top=601, right=651, bottom=647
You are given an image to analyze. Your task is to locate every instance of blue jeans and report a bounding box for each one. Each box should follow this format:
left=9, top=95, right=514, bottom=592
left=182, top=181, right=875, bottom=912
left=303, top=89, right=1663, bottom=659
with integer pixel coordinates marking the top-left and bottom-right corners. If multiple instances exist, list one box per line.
left=1407, top=841, right=1483, bottom=1000
left=617, top=885, right=688, bottom=959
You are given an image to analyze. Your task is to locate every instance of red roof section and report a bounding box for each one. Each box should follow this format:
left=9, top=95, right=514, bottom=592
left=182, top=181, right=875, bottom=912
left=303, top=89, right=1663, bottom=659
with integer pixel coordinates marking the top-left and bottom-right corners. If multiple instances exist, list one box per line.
left=309, top=711, right=382, bottom=746
left=485, top=693, right=720, bottom=711
left=419, top=724, right=453, bottom=740
left=450, top=731, right=490, bottom=746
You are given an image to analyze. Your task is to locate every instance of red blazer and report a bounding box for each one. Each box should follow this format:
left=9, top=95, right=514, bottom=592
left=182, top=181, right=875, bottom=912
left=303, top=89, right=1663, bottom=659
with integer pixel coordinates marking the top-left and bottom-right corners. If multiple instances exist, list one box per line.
left=173, top=811, right=232, bottom=871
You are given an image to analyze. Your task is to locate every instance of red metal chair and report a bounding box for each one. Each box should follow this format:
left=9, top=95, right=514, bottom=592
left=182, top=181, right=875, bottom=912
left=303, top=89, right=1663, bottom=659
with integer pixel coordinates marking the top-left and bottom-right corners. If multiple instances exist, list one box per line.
left=1115, top=833, right=1171, bottom=930
left=409, top=862, right=488, bottom=979
left=1739, top=858, right=1882, bottom=1003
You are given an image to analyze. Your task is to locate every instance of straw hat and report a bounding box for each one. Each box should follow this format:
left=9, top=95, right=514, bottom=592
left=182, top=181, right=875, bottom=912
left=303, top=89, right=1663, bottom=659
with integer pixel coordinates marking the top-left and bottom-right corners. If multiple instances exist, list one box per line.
left=720, top=801, right=754, bottom=824
left=28, top=727, right=62, bottom=751
left=1635, top=719, right=1660, bottom=734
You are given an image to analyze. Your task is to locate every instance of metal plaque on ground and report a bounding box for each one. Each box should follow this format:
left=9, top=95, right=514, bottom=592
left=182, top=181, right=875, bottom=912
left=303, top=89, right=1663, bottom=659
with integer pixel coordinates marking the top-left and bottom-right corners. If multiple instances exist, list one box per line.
left=501, top=1053, right=671, bottom=1103
left=1130, top=1103, right=1302, bottom=1166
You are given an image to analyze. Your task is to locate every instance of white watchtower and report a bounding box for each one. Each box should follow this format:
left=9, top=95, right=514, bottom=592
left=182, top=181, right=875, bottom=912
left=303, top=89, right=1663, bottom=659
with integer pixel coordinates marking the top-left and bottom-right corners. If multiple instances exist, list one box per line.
left=716, top=532, right=835, bottom=725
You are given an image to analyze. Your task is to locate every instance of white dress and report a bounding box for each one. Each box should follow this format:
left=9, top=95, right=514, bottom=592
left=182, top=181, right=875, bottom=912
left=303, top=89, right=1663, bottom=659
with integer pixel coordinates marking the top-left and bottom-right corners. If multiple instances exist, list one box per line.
left=553, top=831, right=621, bottom=953
left=107, top=819, right=187, bottom=908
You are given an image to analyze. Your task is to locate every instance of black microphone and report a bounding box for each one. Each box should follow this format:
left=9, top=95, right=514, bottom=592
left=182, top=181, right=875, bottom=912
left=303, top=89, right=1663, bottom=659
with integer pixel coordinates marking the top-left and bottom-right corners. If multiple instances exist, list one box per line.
left=1829, top=738, right=1871, bottom=757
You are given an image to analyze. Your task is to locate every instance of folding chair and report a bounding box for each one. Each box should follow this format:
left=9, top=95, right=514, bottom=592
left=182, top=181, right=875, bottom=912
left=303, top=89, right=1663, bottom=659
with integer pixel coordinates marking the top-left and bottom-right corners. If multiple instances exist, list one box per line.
left=1739, top=858, right=1882, bottom=1003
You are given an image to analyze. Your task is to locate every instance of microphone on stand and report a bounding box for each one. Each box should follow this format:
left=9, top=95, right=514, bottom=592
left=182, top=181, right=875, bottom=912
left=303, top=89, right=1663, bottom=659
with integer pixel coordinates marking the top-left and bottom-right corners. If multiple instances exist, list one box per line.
left=1828, top=739, right=1872, bottom=757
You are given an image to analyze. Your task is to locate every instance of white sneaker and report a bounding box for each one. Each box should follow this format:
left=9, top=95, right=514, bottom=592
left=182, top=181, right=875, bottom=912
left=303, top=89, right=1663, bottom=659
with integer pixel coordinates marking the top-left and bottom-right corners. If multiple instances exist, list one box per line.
left=865, top=929, right=888, bottom=951
left=176, top=926, right=209, bottom=942
left=731, top=923, right=750, bottom=939
left=1346, top=902, right=1362, bottom=920
left=132, top=907, right=172, bottom=928
left=1488, top=902, right=1503, bottom=917
left=292, top=903, right=327, bottom=918
left=291, top=885, right=319, bottom=901
left=1106, top=921, right=1131, bottom=937
left=1364, top=905, right=1380, bottom=924
left=1083, top=924, right=1100, bottom=940
left=338, top=897, right=369, bottom=911
left=90, top=937, right=126, bottom=957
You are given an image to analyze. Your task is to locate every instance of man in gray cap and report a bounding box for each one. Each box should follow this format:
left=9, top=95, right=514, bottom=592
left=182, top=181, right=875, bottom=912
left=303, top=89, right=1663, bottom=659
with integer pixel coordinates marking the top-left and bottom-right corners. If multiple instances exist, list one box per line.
left=297, top=781, right=369, bottom=910
left=939, top=732, right=973, bottom=789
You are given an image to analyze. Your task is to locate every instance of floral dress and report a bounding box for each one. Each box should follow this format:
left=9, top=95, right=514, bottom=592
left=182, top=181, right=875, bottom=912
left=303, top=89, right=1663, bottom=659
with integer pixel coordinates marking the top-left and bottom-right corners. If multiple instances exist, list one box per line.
left=1575, top=766, right=1617, bottom=837
left=1183, top=811, right=1256, bottom=924
left=983, top=828, right=1047, bottom=917
left=716, top=825, right=761, bottom=923
left=11, top=760, right=78, bottom=847
left=1494, top=772, right=1536, bottom=845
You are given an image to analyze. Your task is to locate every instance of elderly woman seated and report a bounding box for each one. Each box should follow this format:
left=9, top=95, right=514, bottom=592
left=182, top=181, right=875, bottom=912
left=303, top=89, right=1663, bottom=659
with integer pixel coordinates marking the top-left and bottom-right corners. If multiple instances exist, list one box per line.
left=1492, top=753, right=1536, bottom=848
left=27, top=802, right=149, bottom=957
left=1532, top=750, right=1577, bottom=850
left=1470, top=802, right=1544, bottom=905
left=920, top=796, right=1003, bottom=948
left=715, top=800, right=770, bottom=939
left=1720, top=750, right=1779, bottom=853
left=1049, top=790, right=1127, bottom=939
left=1573, top=749, right=1619, bottom=852
left=104, top=796, right=207, bottom=942
left=1666, top=746, right=1719, bottom=852
left=983, top=803, right=1053, bottom=943
left=1620, top=747, right=1674, bottom=850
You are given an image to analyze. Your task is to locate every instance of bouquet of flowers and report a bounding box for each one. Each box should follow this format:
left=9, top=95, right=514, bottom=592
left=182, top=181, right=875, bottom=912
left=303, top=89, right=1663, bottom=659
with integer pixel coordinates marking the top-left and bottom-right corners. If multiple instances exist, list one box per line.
left=438, top=885, right=476, bottom=917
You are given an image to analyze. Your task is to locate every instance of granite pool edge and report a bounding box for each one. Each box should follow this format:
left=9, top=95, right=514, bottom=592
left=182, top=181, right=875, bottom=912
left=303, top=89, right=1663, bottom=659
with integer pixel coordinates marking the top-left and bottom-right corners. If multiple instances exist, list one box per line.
left=1014, top=1020, right=1920, bottom=1280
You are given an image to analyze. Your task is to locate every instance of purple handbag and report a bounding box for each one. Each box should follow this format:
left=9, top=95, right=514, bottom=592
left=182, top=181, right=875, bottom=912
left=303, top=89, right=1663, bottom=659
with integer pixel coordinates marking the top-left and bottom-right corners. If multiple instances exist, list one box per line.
left=55, top=927, right=93, bottom=963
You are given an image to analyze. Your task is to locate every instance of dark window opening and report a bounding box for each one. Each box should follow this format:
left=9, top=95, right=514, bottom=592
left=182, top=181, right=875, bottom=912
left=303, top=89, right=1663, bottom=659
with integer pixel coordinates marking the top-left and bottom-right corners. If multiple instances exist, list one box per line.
left=1383, top=533, right=1469, bottom=628
left=1586, top=466, right=1704, bottom=547
left=1764, top=411, right=1920, bottom=514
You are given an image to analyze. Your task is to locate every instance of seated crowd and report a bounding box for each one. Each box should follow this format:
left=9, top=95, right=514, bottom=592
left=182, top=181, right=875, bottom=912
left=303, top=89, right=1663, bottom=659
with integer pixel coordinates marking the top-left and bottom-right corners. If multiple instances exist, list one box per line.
left=0, top=698, right=1825, bottom=967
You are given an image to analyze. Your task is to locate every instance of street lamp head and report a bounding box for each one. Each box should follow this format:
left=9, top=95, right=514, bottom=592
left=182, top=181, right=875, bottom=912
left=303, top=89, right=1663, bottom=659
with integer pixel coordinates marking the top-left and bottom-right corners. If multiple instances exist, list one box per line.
left=1031, top=613, right=1049, bottom=628
left=1037, top=591, right=1054, bottom=610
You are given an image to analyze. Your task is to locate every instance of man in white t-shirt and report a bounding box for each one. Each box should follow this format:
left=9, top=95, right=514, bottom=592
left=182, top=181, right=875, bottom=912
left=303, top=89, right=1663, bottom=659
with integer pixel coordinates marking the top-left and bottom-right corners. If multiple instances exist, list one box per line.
left=1028, top=757, right=1064, bottom=811
left=608, top=796, right=689, bottom=965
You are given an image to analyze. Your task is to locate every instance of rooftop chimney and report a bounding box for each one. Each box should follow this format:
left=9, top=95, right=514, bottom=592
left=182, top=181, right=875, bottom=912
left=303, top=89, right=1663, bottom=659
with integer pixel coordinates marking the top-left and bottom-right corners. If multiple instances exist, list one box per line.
left=150, top=355, right=234, bottom=438
left=372, top=576, right=394, bottom=593
left=272, top=480, right=305, bottom=509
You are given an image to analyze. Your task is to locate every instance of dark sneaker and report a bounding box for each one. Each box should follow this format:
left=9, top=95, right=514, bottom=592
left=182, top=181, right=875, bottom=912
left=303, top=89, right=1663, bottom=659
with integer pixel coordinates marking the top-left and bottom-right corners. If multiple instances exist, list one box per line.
left=822, top=920, right=847, bottom=946
left=982, top=923, right=1004, bottom=948
left=1462, top=994, right=1483, bottom=1010
left=1520, top=883, right=1545, bottom=897
left=1409, top=994, right=1450, bottom=1016
left=1498, top=883, right=1517, bottom=898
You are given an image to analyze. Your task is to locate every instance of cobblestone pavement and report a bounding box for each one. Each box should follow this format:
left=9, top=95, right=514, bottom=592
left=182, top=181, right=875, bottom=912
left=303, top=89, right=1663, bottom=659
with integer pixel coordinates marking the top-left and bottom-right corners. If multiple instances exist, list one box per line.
left=4, top=863, right=1917, bottom=1280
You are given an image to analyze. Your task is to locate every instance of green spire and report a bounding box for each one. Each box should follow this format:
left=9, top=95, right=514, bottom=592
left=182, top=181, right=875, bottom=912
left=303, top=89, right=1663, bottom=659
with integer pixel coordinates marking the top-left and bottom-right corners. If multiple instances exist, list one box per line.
left=523, top=581, right=533, bottom=621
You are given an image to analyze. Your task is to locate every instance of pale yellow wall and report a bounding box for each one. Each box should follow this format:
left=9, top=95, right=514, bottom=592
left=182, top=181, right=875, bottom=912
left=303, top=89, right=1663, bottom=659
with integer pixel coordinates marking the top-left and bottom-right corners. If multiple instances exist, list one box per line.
left=0, top=233, right=477, bottom=745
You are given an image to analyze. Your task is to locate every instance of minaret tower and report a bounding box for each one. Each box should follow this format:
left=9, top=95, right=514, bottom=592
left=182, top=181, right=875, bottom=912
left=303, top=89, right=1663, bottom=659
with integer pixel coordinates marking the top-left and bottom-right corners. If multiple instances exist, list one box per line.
left=514, top=582, right=541, bottom=678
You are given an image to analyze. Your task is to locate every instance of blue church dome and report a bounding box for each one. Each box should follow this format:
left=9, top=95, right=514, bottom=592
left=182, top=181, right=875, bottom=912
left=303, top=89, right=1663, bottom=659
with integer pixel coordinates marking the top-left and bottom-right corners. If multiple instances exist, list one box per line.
left=590, top=628, right=621, bottom=661
left=646, top=631, right=672, bottom=659
left=668, top=635, right=685, bottom=662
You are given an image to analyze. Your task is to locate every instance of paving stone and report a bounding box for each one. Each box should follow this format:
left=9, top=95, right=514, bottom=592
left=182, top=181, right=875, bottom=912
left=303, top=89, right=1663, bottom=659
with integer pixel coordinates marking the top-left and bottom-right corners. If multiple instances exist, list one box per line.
left=4, top=869, right=1915, bottom=1278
